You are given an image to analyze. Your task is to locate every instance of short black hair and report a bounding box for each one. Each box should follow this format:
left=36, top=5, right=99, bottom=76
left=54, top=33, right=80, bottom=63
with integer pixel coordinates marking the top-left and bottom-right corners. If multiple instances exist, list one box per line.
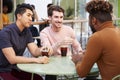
left=15, top=3, right=33, bottom=20
left=31, top=4, right=35, bottom=9
left=47, top=3, right=53, bottom=8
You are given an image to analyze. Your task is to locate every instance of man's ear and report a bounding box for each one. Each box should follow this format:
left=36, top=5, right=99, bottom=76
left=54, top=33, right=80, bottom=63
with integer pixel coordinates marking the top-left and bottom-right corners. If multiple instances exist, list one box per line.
left=48, top=16, right=52, bottom=21
left=17, top=14, right=22, bottom=20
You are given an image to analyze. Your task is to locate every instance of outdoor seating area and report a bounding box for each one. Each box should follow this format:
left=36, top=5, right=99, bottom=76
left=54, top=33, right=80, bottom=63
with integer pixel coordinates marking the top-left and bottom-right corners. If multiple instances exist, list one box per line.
left=1, top=0, right=120, bottom=80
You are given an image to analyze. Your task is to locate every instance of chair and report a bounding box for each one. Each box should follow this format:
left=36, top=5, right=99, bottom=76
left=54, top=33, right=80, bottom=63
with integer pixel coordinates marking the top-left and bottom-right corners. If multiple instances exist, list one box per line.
left=112, top=75, right=120, bottom=80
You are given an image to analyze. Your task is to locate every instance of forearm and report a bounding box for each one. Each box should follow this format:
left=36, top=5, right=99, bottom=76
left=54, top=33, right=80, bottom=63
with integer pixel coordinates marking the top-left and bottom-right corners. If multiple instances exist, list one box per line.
left=31, top=21, right=46, bottom=25
left=27, top=43, right=41, bottom=57
left=52, top=42, right=61, bottom=54
left=75, top=62, right=84, bottom=77
left=32, top=47, right=42, bottom=57
left=75, top=61, right=88, bottom=78
left=11, top=56, right=38, bottom=64
left=72, top=40, right=83, bottom=54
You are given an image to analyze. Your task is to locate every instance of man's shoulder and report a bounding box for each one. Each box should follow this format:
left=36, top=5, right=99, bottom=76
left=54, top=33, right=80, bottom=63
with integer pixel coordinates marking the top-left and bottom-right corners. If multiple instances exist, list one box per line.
left=63, top=25, right=73, bottom=30
left=2, top=23, right=16, bottom=30
left=63, top=25, right=72, bottom=27
left=40, top=26, right=50, bottom=34
left=0, top=23, right=16, bottom=35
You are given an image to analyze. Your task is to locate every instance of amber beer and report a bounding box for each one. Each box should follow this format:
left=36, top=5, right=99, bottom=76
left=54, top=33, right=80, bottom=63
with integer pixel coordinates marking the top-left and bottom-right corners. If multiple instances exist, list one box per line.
left=60, top=47, right=67, bottom=56
left=41, top=49, right=49, bottom=57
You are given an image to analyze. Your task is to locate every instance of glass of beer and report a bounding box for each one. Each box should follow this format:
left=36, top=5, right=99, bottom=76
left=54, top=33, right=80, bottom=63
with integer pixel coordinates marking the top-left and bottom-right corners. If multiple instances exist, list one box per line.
left=41, top=47, right=49, bottom=57
left=60, top=45, right=68, bottom=57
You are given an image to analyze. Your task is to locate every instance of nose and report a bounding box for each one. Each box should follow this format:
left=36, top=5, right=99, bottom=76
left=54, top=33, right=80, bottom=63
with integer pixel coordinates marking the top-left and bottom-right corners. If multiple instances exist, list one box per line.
left=30, top=16, right=32, bottom=21
left=58, top=17, right=63, bottom=22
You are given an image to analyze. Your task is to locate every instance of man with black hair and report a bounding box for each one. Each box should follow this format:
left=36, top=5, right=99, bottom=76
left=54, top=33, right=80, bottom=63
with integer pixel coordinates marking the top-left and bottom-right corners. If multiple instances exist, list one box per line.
left=0, top=3, right=52, bottom=80
left=72, top=0, right=120, bottom=80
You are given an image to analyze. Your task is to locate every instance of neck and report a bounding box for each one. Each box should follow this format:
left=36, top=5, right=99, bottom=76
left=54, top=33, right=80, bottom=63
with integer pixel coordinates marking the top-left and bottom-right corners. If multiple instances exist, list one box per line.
left=16, top=21, right=24, bottom=32
left=51, top=25, right=61, bottom=32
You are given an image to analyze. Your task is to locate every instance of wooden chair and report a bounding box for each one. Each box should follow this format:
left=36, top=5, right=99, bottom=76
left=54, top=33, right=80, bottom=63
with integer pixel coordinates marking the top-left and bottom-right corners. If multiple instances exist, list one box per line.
left=112, top=75, right=120, bottom=80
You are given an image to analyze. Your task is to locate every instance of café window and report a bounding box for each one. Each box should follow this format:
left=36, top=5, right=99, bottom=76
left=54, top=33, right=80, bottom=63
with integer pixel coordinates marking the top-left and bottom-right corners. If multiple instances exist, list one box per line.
left=52, top=0, right=86, bottom=20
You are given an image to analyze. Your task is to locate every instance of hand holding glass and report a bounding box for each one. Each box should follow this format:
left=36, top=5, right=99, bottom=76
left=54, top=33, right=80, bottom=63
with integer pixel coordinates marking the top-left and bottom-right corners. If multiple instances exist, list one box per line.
left=60, top=37, right=73, bottom=56
left=41, top=47, right=49, bottom=57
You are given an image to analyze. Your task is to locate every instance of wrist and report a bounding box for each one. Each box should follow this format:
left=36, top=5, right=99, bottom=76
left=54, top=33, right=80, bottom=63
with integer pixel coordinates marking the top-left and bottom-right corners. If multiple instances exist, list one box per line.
left=75, top=61, right=81, bottom=66
left=78, top=50, right=85, bottom=55
left=45, top=20, right=49, bottom=24
left=39, top=48, right=42, bottom=56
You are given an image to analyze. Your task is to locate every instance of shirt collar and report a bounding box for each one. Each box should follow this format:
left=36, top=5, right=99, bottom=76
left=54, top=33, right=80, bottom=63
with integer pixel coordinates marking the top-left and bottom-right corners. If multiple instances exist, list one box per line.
left=97, top=21, right=115, bottom=31
left=13, top=23, right=28, bottom=36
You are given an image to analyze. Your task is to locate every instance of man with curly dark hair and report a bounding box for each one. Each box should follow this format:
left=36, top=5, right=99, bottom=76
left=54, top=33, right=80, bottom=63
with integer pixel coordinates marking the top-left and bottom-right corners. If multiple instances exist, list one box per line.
left=72, top=0, right=120, bottom=80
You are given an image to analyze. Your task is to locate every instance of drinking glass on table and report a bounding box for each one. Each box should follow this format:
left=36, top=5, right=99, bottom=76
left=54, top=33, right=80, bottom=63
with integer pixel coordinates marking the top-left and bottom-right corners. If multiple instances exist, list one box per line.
left=41, top=47, right=49, bottom=57
left=60, top=37, right=73, bottom=57
left=60, top=45, right=68, bottom=57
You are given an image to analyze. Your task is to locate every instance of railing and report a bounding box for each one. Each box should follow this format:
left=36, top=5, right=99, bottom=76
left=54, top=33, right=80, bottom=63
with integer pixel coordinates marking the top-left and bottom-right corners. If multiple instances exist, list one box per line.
left=33, top=18, right=120, bottom=49
left=63, top=18, right=120, bottom=49
left=63, top=19, right=88, bottom=49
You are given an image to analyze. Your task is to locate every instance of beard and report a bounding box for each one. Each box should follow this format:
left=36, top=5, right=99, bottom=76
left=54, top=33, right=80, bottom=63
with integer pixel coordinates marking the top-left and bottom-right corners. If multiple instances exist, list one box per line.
left=89, top=15, right=97, bottom=33
left=90, top=24, right=96, bottom=33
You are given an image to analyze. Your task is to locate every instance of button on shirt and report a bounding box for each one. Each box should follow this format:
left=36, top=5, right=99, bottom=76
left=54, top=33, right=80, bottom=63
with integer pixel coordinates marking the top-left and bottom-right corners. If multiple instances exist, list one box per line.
left=0, top=23, right=33, bottom=72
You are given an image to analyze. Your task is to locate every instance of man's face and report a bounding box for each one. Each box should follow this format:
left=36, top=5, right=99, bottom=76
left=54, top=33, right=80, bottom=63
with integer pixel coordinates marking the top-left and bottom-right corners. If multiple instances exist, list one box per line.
left=89, top=15, right=96, bottom=33
left=18, top=9, right=33, bottom=28
left=49, top=11, right=64, bottom=31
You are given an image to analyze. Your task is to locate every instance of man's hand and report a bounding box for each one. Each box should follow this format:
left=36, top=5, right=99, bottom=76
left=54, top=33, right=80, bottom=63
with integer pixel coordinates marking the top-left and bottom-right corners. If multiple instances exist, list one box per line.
left=71, top=54, right=84, bottom=65
left=40, top=46, right=53, bottom=56
left=36, top=56, right=49, bottom=64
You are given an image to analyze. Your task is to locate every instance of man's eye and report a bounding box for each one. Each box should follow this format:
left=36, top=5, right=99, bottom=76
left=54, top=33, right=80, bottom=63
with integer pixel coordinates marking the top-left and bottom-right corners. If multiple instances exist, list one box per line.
left=60, top=16, right=63, bottom=18
left=27, top=15, right=30, bottom=17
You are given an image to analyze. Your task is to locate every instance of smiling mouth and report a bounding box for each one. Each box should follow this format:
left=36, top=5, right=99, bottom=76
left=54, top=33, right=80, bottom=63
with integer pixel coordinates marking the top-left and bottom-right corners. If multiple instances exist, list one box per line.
left=56, top=22, right=62, bottom=24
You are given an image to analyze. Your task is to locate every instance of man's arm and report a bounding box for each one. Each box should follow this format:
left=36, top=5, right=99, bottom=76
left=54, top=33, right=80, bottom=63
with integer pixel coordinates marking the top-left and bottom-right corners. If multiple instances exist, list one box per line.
left=27, top=42, right=41, bottom=57
left=69, top=27, right=83, bottom=54
left=27, top=42, right=53, bottom=57
left=2, top=47, right=49, bottom=64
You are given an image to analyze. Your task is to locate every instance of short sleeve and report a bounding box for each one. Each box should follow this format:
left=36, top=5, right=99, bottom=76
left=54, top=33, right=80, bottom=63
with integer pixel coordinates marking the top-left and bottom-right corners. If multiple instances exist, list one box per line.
left=26, top=29, right=34, bottom=43
left=0, top=30, right=12, bottom=49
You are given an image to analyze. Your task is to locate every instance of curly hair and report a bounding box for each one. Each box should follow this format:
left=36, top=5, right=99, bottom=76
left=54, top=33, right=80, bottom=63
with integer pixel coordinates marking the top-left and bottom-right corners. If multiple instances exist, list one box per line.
left=3, top=0, right=13, bottom=13
left=85, top=0, right=113, bottom=22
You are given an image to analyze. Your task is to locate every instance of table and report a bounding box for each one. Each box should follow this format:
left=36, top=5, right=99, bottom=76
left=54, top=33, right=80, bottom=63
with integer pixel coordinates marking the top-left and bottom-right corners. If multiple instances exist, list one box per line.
left=17, top=56, right=76, bottom=75
left=17, top=56, right=98, bottom=79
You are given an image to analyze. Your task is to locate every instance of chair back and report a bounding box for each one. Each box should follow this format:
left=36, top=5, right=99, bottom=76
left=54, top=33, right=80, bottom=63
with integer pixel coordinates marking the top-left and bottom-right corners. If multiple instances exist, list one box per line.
left=112, top=75, right=120, bottom=80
